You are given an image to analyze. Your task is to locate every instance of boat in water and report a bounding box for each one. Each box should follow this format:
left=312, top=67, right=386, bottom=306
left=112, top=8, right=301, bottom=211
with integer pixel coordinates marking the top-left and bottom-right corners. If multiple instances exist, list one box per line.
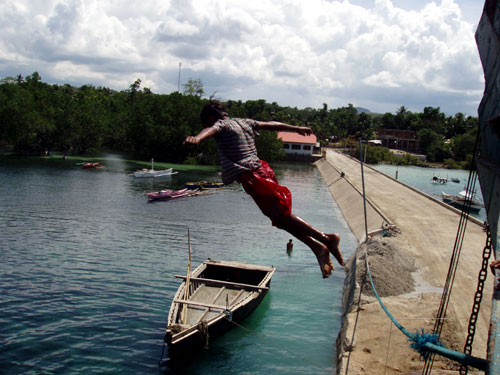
left=441, top=190, right=483, bottom=213
left=185, top=181, right=224, bottom=190
left=146, top=188, right=191, bottom=201
left=165, top=259, right=275, bottom=358
left=201, top=182, right=224, bottom=189
left=133, top=159, right=177, bottom=178
left=82, top=162, right=104, bottom=169
left=431, top=176, right=447, bottom=184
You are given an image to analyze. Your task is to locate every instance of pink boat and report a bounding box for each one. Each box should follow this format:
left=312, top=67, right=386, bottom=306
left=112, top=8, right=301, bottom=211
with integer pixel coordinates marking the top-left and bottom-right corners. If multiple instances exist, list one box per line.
left=146, top=188, right=191, bottom=201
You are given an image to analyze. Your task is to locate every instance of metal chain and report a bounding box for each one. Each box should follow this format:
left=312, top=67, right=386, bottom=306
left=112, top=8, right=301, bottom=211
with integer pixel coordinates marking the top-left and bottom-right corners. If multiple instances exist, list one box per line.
left=459, top=230, right=492, bottom=375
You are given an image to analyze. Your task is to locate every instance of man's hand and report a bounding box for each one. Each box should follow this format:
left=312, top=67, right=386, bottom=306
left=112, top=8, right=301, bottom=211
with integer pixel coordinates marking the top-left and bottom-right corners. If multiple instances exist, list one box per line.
left=256, top=121, right=313, bottom=136
left=183, top=135, right=200, bottom=145
left=183, top=127, right=217, bottom=145
left=296, top=126, right=312, bottom=136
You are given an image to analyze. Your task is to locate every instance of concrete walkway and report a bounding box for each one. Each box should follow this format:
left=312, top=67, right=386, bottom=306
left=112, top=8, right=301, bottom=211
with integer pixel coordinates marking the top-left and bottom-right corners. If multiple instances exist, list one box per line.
left=316, top=149, right=492, bottom=374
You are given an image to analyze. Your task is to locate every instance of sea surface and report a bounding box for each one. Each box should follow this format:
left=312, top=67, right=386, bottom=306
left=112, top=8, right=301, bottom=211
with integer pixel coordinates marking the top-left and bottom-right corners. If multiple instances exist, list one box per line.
left=370, top=163, right=486, bottom=223
left=371, top=163, right=500, bottom=258
left=0, top=155, right=357, bottom=375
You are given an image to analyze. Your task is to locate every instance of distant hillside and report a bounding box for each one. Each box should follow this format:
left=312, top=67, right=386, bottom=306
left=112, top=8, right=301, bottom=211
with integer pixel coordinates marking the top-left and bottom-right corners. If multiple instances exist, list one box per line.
left=355, top=107, right=372, bottom=114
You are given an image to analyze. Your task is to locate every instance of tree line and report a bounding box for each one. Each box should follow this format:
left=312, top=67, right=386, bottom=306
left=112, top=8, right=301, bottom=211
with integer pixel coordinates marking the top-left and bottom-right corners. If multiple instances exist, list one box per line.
left=0, top=72, right=478, bottom=167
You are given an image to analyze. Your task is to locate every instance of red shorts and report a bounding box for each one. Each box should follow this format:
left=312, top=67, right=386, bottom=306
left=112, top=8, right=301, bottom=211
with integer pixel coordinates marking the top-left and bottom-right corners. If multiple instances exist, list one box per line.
left=237, top=160, right=292, bottom=227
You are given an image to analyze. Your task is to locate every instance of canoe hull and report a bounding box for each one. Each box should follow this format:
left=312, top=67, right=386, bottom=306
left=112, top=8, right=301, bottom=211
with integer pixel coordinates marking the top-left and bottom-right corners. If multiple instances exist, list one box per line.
left=166, top=289, right=268, bottom=357
left=442, top=196, right=482, bottom=213
left=185, top=181, right=224, bottom=190
left=146, top=188, right=190, bottom=201
left=165, top=260, right=275, bottom=359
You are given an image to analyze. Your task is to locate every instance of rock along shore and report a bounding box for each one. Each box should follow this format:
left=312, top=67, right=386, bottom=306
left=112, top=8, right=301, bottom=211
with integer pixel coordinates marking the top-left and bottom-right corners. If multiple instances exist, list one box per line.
left=315, top=149, right=491, bottom=375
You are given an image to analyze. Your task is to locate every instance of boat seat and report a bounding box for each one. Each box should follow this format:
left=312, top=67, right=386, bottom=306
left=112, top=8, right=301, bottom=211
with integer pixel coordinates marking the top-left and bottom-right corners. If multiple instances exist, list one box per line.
left=175, top=275, right=269, bottom=291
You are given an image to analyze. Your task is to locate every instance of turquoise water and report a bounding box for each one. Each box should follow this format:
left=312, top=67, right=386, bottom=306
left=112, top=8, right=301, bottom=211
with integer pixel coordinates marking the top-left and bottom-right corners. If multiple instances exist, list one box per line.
left=371, top=163, right=500, bottom=260
left=370, top=164, right=486, bottom=223
left=0, top=156, right=357, bottom=374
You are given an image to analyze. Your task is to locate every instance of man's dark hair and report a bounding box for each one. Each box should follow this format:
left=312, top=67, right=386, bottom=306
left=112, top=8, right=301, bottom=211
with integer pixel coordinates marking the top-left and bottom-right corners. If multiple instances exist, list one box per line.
left=200, top=101, right=228, bottom=125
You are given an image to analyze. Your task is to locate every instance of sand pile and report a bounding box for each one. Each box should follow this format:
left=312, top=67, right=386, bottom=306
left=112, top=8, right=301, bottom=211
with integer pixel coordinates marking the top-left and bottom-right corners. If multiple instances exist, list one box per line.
left=353, top=237, right=416, bottom=299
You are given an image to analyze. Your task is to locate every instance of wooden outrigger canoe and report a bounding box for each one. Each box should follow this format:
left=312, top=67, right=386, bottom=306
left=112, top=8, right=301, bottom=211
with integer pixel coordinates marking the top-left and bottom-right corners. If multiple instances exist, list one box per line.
left=185, top=181, right=224, bottom=190
left=164, top=259, right=275, bottom=358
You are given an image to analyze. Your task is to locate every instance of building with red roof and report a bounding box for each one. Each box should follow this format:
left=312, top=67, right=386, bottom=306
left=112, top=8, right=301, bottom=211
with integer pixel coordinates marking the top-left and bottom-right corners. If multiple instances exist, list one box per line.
left=277, top=131, right=320, bottom=160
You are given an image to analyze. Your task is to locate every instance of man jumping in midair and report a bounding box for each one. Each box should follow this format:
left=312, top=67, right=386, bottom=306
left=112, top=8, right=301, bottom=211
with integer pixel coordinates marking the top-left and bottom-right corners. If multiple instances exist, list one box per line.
left=184, top=101, right=344, bottom=278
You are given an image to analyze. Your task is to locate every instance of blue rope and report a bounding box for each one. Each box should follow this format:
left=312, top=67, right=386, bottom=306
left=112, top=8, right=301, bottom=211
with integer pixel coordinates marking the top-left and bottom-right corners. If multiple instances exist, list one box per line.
left=408, top=329, right=442, bottom=359
left=364, top=253, right=488, bottom=371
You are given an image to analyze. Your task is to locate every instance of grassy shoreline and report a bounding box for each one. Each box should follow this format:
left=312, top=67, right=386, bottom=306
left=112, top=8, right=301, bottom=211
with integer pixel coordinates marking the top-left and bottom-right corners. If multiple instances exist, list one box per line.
left=0, top=152, right=219, bottom=172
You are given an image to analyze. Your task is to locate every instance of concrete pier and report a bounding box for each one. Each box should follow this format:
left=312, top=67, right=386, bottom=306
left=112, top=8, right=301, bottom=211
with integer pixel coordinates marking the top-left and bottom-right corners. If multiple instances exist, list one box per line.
left=316, top=149, right=492, bottom=374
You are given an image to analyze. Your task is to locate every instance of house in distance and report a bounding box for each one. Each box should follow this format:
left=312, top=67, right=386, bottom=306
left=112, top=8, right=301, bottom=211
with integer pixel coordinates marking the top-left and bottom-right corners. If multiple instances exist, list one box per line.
left=277, top=131, right=322, bottom=162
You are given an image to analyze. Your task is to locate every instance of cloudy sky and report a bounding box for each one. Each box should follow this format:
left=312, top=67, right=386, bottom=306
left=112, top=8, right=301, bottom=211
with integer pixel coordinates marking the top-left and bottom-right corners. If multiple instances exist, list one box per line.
left=0, top=0, right=486, bottom=116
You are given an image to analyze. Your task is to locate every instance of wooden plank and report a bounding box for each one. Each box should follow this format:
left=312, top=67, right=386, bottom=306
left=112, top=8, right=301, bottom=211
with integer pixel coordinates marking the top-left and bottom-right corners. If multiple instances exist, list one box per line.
left=204, top=260, right=275, bottom=272
left=229, top=289, right=245, bottom=306
left=173, top=298, right=227, bottom=310
left=198, top=287, right=227, bottom=322
left=189, top=283, right=205, bottom=299
left=210, top=286, right=227, bottom=305
left=175, top=275, right=269, bottom=291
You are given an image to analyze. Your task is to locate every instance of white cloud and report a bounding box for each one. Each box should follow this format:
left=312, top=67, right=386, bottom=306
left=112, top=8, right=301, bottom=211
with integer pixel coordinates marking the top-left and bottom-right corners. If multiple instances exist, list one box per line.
left=363, top=70, right=401, bottom=87
left=0, top=0, right=484, bottom=115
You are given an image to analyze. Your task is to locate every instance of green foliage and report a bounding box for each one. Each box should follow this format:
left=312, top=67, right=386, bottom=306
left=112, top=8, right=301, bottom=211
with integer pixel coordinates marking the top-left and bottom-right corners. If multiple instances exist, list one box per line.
left=362, top=145, right=395, bottom=164
left=0, top=73, right=478, bottom=167
left=417, top=127, right=452, bottom=162
left=398, top=153, right=420, bottom=165
left=183, top=78, right=204, bottom=97
left=347, top=143, right=423, bottom=166
left=183, top=156, right=198, bottom=165
left=255, top=130, right=286, bottom=161
left=443, top=158, right=469, bottom=170
left=450, top=129, right=477, bottom=161
left=349, top=144, right=400, bottom=165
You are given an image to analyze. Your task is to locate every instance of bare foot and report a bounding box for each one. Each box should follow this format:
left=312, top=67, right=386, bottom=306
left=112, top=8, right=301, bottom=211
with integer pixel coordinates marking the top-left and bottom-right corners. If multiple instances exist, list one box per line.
left=326, top=233, right=345, bottom=266
left=312, top=244, right=334, bottom=278
left=491, top=259, right=500, bottom=290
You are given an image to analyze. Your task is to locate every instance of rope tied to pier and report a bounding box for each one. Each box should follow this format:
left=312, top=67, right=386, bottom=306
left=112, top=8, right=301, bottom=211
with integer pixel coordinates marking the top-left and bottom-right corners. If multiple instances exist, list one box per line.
left=352, top=137, right=489, bottom=374
left=408, top=329, right=443, bottom=359
left=363, top=251, right=488, bottom=372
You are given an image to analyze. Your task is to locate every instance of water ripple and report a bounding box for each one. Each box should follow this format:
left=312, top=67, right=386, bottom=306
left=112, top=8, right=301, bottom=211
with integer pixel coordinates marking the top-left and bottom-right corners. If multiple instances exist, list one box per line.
left=0, top=159, right=356, bottom=374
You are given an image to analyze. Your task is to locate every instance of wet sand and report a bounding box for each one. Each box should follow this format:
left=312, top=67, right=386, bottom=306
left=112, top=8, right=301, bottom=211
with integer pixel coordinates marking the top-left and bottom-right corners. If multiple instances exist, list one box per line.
left=316, top=149, right=492, bottom=375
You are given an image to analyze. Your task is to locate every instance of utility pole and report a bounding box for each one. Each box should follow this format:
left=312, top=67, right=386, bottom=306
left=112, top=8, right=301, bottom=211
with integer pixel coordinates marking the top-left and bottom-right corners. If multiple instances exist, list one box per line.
left=178, top=62, right=181, bottom=92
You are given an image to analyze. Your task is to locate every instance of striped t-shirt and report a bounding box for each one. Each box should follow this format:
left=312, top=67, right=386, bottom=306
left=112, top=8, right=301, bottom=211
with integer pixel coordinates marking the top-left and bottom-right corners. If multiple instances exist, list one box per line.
left=211, top=118, right=262, bottom=185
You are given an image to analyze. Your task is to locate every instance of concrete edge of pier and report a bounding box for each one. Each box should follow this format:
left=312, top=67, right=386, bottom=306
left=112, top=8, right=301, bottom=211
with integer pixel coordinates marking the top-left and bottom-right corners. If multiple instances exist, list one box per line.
left=315, top=149, right=491, bottom=375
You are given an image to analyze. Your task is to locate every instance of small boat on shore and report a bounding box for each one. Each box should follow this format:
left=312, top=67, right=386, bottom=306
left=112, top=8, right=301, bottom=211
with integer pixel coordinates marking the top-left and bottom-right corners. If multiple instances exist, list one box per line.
left=441, top=190, right=482, bottom=213
left=165, top=259, right=275, bottom=358
left=133, top=159, right=177, bottom=178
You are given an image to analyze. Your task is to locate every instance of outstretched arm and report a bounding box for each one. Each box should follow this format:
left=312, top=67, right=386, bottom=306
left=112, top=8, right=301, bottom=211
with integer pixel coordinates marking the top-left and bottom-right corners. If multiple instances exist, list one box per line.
left=183, top=127, right=217, bottom=145
left=256, top=121, right=312, bottom=136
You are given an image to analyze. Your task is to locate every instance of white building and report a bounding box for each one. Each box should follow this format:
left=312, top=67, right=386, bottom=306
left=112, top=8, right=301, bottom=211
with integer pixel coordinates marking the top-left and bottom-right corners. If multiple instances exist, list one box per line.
left=277, top=131, right=320, bottom=158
